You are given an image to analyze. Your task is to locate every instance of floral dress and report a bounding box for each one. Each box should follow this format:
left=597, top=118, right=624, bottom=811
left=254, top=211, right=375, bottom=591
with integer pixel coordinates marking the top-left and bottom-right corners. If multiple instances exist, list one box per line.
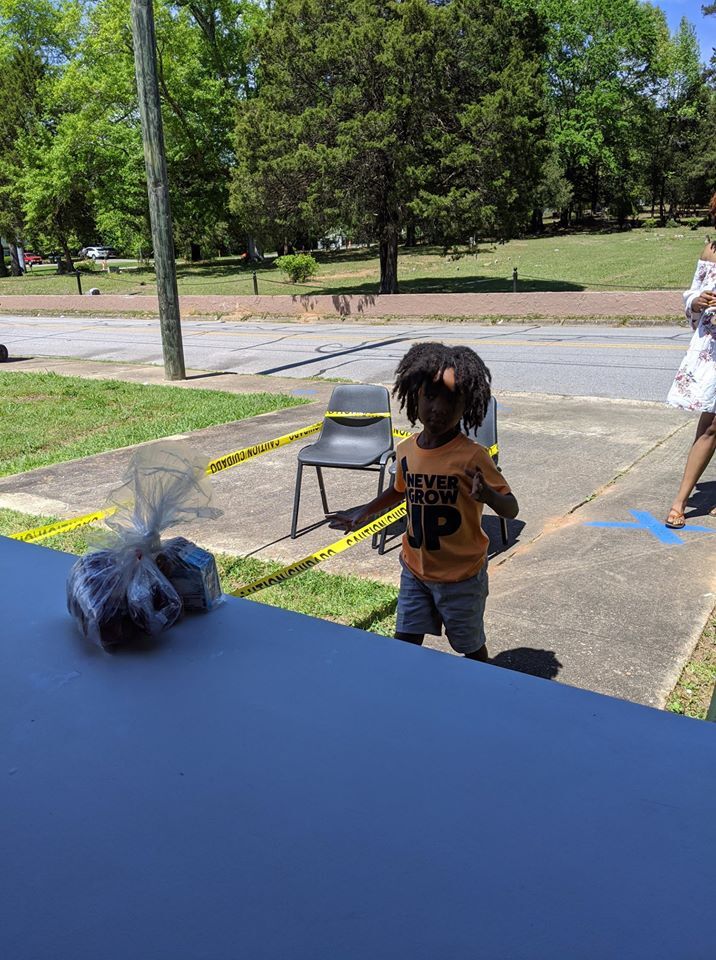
left=667, top=259, right=716, bottom=413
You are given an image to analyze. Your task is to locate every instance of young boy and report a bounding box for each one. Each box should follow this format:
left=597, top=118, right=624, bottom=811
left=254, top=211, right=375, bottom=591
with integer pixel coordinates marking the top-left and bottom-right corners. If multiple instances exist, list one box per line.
left=328, top=343, right=518, bottom=661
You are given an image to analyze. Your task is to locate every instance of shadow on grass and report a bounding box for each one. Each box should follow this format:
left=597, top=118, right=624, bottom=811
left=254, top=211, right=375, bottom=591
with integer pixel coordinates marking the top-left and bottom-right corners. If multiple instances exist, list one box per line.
left=353, top=596, right=398, bottom=632
left=311, top=276, right=584, bottom=296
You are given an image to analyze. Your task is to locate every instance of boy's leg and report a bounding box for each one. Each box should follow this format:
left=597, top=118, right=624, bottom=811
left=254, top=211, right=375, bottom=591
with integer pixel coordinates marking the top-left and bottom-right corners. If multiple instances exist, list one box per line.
left=437, top=563, right=490, bottom=662
left=464, top=644, right=489, bottom=662
left=395, top=561, right=441, bottom=648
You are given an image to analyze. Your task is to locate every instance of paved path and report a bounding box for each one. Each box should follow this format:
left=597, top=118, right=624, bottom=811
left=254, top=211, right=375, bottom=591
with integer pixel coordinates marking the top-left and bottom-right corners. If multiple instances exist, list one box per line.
left=0, top=289, right=683, bottom=318
left=0, top=315, right=692, bottom=402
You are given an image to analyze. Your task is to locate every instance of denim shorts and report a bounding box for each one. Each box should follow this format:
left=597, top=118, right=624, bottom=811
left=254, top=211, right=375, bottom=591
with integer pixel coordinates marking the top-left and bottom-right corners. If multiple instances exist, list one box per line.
left=396, top=559, right=489, bottom=654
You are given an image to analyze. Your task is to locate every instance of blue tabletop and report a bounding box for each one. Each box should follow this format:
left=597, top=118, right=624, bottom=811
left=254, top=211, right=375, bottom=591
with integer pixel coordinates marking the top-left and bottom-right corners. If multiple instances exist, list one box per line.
left=2, top=536, right=715, bottom=959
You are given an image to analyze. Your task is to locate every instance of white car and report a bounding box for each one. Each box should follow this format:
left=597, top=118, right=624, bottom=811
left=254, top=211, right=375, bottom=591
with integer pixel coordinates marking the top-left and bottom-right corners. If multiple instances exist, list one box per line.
left=80, top=245, right=118, bottom=260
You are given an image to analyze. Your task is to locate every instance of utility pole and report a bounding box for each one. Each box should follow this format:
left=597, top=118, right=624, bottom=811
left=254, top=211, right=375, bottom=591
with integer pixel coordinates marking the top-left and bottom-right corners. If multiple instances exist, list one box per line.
left=130, top=0, right=185, bottom=380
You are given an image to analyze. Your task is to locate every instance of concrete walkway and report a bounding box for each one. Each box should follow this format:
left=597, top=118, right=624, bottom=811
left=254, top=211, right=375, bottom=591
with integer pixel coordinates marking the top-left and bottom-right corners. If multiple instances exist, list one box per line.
left=1, top=358, right=714, bottom=708
left=0, top=289, right=682, bottom=319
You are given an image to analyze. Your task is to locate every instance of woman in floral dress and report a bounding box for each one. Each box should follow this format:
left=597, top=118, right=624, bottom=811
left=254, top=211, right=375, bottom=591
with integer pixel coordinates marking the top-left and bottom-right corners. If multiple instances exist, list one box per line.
left=665, top=194, right=716, bottom=529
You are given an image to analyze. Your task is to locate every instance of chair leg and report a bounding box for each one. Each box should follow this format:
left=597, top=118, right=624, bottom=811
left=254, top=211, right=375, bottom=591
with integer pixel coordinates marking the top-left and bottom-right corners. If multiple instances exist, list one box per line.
left=372, top=463, right=388, bottom=549
left=500, top=516, right=509, bottom=546
left=315, top=466, right=330, bottom=515
left=377, top=526, right=387, bottom=555
left=290, top=462, right=304, bottom=539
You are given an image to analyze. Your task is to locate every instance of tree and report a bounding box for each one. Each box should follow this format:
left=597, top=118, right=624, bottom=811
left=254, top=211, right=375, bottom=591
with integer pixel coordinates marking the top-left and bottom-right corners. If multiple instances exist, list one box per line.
left=232, top=0, right=548, bottom=293
left=0, top=0, right=259, bottom=266
left=536, top=0, right=667, bottom=224
left=639, top=18, right=711, bottom=220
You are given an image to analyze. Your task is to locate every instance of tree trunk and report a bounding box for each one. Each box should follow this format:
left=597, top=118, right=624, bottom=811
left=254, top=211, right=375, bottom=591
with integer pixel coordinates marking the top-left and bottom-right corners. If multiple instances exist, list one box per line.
left=560, top=206, right=570, bottom=228
left=530, top=208, right=543, bottom=233
left=190, top=242, right=201, bottom=262
left=405, top=221, right=416, bottom=247
left=247, top=235, right=263, bottom=261
left=8, top=242, right=22, bottom=276
left=0, top=252, right=8, bottom=277
left=59, top=236, right=74, bottom=274
left=378, top=222, right=399, bottom=294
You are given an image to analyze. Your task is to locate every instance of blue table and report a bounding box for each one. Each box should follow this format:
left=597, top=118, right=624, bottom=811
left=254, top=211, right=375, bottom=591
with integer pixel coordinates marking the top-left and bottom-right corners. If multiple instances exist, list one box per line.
left=2, top=536, right=715, bottom=959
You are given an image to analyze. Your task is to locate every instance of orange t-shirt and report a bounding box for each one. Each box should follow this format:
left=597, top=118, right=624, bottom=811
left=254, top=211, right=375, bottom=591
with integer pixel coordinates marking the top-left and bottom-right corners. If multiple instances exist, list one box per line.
left=394, top=433, right=511, bottom=583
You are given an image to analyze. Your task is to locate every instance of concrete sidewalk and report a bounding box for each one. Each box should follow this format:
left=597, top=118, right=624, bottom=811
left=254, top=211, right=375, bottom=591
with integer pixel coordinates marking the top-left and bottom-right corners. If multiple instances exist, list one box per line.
left=0, top=289, right=682, bottom=319
left=1, top=358, right=714, bottom=707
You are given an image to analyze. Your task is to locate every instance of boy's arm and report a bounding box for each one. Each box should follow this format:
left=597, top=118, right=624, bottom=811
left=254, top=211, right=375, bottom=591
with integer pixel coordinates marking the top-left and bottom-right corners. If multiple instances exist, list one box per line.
left=326, top=485, right=405, bottom=532
left=467, top=467, right=519, bottom=519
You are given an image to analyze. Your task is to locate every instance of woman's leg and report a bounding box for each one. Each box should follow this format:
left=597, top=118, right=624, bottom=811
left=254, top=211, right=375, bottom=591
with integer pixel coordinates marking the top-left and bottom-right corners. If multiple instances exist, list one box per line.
left=667, top=412, right=716, bottom=523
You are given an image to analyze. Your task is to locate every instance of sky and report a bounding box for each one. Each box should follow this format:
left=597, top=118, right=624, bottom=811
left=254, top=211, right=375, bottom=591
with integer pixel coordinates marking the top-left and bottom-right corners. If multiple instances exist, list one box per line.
left=655, top=1, right=716, bottom=62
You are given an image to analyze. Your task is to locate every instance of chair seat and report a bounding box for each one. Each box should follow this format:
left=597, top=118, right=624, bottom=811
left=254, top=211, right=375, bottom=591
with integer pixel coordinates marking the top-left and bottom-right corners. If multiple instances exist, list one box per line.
left=298, top=438, right=390, bottom=468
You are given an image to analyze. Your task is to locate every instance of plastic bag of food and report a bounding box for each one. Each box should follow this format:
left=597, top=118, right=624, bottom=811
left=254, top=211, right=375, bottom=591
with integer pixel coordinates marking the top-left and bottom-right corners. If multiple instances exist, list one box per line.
left=67, top=442, right=222, bottom=648
left=156, top=536, right=222, bottom=612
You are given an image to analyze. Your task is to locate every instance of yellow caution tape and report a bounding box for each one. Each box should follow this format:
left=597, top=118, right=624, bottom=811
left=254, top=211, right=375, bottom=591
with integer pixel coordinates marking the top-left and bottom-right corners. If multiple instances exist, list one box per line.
left=231, top=502, right=407, bottom=597
left=206, top=421, right=322, bottom=475
left=325, top=410, right=391, bottom=418
left=9, top=508, right=116, bottom=544
left=9, top=418, right=498, bottom=546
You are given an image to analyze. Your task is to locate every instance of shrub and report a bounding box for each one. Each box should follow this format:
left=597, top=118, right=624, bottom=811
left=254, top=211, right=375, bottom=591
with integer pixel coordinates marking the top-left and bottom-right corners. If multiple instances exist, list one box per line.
left=642, top=217, right=659, bottom=229
left=275, top=253, right=319, bottom=284
left=683, top=217, right=703, bottom=231
left=74, top=259, right=97, bottom=273
left=665, top=218, right=679, bottom=228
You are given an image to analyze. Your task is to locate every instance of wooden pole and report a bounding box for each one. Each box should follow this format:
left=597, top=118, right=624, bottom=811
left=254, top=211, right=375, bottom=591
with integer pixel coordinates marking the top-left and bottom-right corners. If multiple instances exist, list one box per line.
left=130, top=0, right=185, bottom=380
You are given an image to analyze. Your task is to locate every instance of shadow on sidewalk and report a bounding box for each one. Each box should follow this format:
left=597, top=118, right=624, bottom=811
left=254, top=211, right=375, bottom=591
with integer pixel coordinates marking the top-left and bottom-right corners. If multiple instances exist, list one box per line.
left=685, top=480, right=716, bottom=519
left=490, top=647, right=563, bottom=680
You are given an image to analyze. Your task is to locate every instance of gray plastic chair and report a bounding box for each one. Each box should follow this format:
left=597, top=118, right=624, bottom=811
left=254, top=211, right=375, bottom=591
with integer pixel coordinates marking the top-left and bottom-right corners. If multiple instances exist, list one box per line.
left=290, top=384, right=395, bottom=538
left=377, top=396, right=509, bottom=553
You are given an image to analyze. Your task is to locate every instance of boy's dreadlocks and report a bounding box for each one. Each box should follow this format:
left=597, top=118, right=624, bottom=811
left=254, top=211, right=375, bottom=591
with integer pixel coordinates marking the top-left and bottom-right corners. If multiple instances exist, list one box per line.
left=393, top=342, right=492, bottom=433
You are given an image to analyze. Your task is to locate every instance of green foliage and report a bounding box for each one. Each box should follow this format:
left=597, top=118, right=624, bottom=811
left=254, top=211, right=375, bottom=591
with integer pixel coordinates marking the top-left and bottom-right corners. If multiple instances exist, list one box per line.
left=0, top=0, right=260, bottom=261
left=275, top=253, right=319, bottom=283
left=642, top=217, right=659, bottom=229
left=232, top=0, right=548, bottom=293
left=2, top=0, right=713, bottom=276
left=0, top=372, right=307, bottom=476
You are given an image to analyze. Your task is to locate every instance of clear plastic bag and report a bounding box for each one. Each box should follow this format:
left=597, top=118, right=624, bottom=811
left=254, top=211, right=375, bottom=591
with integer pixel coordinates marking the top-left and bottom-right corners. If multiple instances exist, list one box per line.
left=67, top=442, right=223, bottom=648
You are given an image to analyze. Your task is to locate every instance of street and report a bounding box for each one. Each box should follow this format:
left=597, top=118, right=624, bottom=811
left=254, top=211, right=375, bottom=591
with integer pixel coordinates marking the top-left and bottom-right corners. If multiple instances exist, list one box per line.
left=0, top=313, right=692, bottom=402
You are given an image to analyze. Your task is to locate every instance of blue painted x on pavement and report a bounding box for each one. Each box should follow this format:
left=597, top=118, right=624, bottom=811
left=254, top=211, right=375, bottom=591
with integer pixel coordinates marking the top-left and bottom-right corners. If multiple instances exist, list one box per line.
left=585, top=510, right=716, bottom=546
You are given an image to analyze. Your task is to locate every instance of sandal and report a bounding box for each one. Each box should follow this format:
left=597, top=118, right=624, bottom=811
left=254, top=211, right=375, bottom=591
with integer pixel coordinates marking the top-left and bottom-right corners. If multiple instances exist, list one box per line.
left=665, top=510, right=686, bottom=530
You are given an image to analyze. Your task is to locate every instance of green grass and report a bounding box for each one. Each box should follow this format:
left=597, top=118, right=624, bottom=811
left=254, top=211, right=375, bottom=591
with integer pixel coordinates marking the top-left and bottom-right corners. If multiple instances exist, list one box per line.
left=0, top=372, right=307, bottom=477
left=2, top=227, right=707, bottom=297
left=666, top=612, right=716, bottom=721
left=0, top=507, right=398, bottom=636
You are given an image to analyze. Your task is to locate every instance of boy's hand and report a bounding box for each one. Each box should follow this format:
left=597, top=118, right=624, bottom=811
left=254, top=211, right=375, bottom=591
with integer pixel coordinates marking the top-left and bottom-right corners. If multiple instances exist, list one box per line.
left=466, top=466, right=493, bottom=504
left=325, top=507, right=368, bottom=531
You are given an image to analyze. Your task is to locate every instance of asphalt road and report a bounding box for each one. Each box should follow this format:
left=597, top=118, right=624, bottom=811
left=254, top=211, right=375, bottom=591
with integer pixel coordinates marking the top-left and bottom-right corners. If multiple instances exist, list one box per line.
left=0, top=314, right=692, bottom=401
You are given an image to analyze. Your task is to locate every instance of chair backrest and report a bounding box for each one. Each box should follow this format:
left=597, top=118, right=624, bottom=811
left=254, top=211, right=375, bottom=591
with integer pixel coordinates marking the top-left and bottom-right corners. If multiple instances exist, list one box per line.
left=466, top=396, right=498, bottom=463
left=319, top=384, right=393, bottom=453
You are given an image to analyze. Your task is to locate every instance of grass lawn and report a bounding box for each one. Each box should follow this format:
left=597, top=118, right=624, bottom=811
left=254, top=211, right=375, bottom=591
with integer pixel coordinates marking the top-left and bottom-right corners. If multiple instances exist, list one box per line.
left=3, top=227, right=707, bottom=297
left=0, top=508, right=399, bottom=636
left=0, top=372, right=307, bottom=477
left=667, top=611, right=716, bottom=721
